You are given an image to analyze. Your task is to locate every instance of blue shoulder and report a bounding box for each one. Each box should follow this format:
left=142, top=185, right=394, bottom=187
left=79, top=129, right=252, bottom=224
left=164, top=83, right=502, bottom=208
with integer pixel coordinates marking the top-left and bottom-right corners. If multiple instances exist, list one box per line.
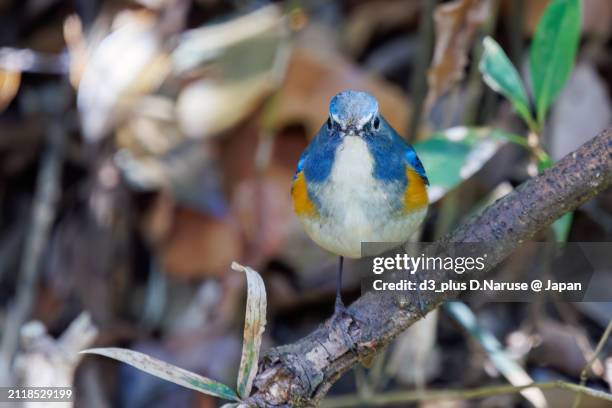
left=404, top=144, right=429, bottom=185
left=297, top=125, right=341, bottom=183
left=294, top=148, right=308, bottom=179
left=380, top=118, right=429, bottom=185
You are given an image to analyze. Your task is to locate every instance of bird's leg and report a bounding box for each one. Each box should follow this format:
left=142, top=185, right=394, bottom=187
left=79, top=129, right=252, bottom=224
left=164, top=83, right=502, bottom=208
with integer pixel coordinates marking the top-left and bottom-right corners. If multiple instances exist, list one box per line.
left=328, top=256, right=371, bottom=350
left=334, top=256, right=345, bottom=314
left=414, top=280, right=427, bottom=318
left=409, top=267, right=428, bottom=318
left=329, top=255, right=357, bottom=348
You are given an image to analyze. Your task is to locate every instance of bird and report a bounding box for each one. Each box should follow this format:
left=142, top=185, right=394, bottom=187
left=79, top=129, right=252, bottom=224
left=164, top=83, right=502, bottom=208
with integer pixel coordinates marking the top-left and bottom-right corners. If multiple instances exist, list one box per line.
left=291, top=89, right=429, bottom=316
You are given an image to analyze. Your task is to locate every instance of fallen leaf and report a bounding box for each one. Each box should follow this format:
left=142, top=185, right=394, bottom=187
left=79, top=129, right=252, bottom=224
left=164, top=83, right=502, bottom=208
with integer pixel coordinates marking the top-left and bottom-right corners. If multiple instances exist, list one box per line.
left=176, top=77, right=272, bottom=139
left=173, top=4, right=289, bottom=139
left=77, top=9, right=164, bottom=142
left=171, top=4, right=286, bottom=77
left=425, top=0, right=491, bottom=115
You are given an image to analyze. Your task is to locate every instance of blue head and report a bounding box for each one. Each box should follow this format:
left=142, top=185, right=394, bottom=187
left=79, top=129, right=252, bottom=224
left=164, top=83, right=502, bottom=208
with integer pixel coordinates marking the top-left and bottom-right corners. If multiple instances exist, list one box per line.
left=328, top=90, right=380, bottom=133
left=298, top=89, right=428, bottom=187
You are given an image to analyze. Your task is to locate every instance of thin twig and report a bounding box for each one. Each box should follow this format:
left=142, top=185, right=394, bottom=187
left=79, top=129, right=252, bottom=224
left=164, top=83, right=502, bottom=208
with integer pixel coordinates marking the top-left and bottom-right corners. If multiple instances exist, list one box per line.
left=572, top=319, right=612, bottom=408
left=321, top=380, right=612, bottom=408
left=408, top=0, right=438, bottom=142
left=0, top=122, right=65, bottom=385
left=463, top=0, right=500, bottom=125
left=444, top=302, right=547, bottom=407
left=0, top=48, right=69, bottom=74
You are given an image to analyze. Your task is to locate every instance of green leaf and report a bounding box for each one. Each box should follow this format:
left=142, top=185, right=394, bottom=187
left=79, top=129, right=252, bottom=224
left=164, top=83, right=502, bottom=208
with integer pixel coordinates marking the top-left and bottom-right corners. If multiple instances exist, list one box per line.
left=416, top=127, right=506, bottom=203
left=529, top=0, right=581, bottom=126
left=479, top=37, right=536, bottom=131
left=81, top=348, right=240, bottom=402
left=233, top=262, right=267, bottom=399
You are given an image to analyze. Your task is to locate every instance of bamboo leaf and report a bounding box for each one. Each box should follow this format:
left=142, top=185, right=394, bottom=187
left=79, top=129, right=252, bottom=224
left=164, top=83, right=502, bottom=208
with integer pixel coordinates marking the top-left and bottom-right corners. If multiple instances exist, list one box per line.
left=529, top=0, right=581, bottom=126
left=81, top=348, right=240, bottom=402
left=232, top=262, right=267, bottom=399
left=445, top=302, right=548, bottom=408
left=479, top=37, right=535, bottom=130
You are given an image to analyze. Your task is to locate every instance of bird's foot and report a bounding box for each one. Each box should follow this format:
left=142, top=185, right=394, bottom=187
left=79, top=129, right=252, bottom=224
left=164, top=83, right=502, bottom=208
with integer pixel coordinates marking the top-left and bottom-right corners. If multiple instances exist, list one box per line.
left=334, top=295, right=347, bottom=316
left=327, top=298, right=368, bottom=351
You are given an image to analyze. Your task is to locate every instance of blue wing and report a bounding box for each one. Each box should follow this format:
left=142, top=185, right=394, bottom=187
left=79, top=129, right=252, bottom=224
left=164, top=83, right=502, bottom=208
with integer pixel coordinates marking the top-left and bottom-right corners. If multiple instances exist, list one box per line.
left=383, top=117, right=429, bottom=185
left=404, top=145, right=429, bottom=185
left=293, top=145, right=309, bottom=180
left=293, top=124, right=340, bottom=183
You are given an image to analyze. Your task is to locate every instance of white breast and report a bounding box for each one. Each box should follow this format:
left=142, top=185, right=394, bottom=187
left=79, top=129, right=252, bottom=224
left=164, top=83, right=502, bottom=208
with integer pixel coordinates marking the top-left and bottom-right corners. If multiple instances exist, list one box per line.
left=329, top=135, right=378, bottom=215
left=300, top=135, right=427, bottom=258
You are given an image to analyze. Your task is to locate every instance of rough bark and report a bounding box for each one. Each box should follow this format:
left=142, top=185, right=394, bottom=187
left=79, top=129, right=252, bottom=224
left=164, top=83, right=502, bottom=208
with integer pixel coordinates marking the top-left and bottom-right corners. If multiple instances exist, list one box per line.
left=245, top=128, right=612, bottom=407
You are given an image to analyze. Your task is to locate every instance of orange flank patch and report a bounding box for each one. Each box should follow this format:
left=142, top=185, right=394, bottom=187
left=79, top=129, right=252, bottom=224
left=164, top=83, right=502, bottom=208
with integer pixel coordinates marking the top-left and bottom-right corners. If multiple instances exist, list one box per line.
left=291, top=171, right=317, bottom=217
left=404, top=168, right=429, bottom=212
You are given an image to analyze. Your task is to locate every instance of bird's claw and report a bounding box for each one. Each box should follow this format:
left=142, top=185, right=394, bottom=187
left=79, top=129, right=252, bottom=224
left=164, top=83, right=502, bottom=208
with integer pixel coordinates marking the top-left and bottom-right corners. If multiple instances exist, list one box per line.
left=328, top=301, right=370, bottom=352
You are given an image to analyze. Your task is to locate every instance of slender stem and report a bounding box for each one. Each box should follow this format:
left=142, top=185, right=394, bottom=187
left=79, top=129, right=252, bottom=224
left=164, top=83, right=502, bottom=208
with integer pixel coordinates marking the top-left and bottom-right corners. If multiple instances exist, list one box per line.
left=0, top=122, right=65, bottom=385
left=408, top=0, right=438, bottom=142
left=321, top=381, right=612, bottom=408
left=335, top=256, right=344, bottom=311
left=0, top=47, right=68, bottom=74
left=464, top=0, right=500, bottom=126
left=572, top=320, right=612, bottom=408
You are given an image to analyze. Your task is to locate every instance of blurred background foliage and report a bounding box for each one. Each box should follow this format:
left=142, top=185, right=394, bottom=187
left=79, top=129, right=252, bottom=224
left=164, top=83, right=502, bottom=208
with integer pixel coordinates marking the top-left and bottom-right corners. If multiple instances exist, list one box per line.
left=0, top=0, right=611, bottom=407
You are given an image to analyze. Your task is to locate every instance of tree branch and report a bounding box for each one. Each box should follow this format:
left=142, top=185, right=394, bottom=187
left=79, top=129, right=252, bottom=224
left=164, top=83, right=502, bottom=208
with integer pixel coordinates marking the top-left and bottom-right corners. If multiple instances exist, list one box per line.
left=246, top=128, right=612, bottom=407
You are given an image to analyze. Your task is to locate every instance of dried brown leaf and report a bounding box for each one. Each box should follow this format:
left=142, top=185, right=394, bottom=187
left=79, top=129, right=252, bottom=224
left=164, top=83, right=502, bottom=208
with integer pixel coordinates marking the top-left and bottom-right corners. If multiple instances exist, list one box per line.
left=425, top=0, right=491, bottom=114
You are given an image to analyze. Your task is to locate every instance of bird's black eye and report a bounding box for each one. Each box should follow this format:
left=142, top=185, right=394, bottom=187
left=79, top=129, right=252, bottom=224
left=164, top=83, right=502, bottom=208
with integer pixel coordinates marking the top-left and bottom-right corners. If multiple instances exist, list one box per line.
left=373, top=116, right=380, bottom=130
left=326, top=117, right=333, bottom=130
